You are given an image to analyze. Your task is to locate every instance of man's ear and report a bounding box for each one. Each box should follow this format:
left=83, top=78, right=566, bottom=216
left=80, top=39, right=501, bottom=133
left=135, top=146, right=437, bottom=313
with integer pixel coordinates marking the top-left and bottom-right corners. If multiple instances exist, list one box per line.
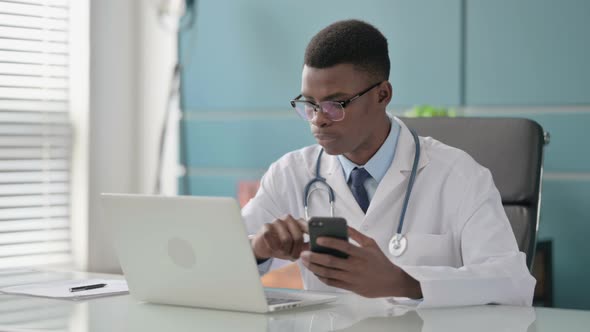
left=378, top=82, right=393, bottom=104
left=378, top=90, right=388, bottom=103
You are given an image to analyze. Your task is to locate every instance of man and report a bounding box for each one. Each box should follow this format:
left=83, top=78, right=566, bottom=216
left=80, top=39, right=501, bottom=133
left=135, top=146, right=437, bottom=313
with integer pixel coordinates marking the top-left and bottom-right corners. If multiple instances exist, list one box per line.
left=242, top=19, right=535, bottom=307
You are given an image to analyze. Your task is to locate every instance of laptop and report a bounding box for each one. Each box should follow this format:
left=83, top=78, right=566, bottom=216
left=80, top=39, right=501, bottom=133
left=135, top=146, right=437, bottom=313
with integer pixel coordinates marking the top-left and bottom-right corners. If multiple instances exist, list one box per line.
left=101, top=194, right=338, bottom=313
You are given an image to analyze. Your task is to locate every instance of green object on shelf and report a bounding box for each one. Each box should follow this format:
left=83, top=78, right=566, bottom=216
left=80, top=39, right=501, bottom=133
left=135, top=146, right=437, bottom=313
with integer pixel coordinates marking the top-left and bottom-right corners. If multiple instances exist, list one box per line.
left=404, top=105, right=457, bottom=118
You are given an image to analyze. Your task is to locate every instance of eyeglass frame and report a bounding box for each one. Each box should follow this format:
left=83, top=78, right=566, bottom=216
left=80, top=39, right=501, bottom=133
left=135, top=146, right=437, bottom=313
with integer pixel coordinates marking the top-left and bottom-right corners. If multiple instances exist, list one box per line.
left=290, top=81, right=384, bottom=122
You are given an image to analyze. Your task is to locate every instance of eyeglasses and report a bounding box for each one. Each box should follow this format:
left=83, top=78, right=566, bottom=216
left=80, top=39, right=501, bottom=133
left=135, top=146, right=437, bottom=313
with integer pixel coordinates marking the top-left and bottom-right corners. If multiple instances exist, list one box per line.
left=290, top=81, right=383, bottom=122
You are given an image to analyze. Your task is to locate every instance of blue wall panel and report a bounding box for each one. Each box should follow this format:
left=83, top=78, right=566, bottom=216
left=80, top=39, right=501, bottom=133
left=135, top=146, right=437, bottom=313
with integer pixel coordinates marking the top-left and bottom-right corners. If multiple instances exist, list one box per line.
left=538, top=179, right=590, bottom=310
left=179, top=174, right=263, bottom=198
left=182, top=116, right=314, bottom=169
left=180, top=0, right=462, bottom=110
left=520, top=113, right=590, bottom=173
left=466, top=0, right=590, bottom=105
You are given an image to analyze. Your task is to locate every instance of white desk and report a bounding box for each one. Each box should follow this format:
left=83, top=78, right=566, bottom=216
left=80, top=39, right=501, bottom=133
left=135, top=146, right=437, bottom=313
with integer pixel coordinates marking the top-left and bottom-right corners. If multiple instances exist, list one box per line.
left=0, top=269, right=588, bottom=332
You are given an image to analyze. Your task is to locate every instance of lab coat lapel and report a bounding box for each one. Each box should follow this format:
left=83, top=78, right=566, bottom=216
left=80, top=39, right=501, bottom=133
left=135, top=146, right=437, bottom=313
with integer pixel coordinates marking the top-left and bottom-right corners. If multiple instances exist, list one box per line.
left=366, top=118, right=430, bottom=217
left=321, top=153, right=366, bottom=224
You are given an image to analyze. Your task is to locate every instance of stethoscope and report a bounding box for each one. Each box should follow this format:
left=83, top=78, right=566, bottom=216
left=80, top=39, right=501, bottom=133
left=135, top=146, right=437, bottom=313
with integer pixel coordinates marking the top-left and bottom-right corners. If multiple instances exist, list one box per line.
left=303, top=129, right=420, bottom=257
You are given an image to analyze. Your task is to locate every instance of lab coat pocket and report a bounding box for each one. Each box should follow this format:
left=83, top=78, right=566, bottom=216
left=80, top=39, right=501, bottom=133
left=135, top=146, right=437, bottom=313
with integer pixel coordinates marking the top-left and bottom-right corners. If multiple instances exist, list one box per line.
left=392, top=232, right=456, bottom=267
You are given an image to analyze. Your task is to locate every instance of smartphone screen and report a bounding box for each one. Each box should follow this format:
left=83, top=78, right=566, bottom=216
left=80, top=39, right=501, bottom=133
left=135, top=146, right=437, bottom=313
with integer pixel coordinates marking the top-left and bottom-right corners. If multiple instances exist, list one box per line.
left=308, top=217, right=349, bottom=258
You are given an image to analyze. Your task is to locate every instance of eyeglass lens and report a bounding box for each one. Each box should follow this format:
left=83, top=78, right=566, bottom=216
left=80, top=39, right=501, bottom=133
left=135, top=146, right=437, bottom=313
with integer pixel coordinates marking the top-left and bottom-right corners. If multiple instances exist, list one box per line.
left=294, top=101, right=344, bottom=121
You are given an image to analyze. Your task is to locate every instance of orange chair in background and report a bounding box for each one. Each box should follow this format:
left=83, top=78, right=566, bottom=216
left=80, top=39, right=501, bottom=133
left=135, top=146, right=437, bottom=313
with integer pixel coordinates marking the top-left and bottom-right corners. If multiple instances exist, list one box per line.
left=238, top=181, right=303, bottom=290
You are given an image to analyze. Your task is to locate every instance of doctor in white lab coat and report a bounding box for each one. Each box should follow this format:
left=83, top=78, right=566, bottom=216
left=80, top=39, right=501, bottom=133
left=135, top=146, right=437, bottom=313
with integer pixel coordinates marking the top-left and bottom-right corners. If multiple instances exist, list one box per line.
left=242, top=19, right=535, bottom=307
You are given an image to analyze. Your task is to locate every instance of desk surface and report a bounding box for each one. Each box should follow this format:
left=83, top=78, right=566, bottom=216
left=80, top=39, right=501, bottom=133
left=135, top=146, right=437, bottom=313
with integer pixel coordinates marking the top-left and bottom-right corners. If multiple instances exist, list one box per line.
left=0, top=269, right=588, bottom=332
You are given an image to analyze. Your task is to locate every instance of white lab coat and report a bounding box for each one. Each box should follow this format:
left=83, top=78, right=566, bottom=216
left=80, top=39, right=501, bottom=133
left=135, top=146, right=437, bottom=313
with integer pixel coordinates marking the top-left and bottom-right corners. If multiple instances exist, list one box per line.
left=242, top=116, right=536, bottom=308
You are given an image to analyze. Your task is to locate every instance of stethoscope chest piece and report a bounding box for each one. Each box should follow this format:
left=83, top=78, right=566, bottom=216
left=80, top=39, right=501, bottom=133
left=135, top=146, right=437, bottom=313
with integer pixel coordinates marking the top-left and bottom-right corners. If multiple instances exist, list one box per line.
left=388, top=234, right=407, bottom=257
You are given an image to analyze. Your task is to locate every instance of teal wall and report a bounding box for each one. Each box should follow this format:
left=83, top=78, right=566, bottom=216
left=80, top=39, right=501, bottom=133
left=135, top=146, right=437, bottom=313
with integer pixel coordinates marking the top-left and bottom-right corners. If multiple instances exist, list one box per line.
left=179, top=0, right=590, bottom=309
left=179, top=0, right=462, bottom=110
left=178, top=0, right=463, bottom=192
left=466, top=0, right=590, bottom=105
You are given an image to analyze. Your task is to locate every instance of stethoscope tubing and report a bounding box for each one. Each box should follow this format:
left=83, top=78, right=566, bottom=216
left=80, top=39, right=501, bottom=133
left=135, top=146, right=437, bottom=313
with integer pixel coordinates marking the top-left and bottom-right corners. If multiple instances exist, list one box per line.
left=396, top=129, right=420, bottom=235
left=303, top=129, right=420, bottom=241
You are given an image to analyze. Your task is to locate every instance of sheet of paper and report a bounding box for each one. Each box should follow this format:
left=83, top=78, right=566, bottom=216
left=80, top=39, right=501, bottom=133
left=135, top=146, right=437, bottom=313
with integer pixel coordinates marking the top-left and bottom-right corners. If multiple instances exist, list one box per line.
left=0, top=278, right=128, bottom=300
left=0, top=326, right=58, bottom=332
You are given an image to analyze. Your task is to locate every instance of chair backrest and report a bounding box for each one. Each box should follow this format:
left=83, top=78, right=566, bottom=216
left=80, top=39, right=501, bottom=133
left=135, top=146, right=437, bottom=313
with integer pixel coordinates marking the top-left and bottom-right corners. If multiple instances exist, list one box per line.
left=401, top=117, right=546, bottom=269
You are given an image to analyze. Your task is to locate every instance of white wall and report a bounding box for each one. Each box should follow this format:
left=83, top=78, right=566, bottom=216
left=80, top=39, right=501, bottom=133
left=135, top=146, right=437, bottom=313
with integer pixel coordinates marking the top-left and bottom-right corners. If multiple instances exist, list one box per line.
left=70, top=0, right=90, bottom=270
left=89, top=0, right=177, bottom=273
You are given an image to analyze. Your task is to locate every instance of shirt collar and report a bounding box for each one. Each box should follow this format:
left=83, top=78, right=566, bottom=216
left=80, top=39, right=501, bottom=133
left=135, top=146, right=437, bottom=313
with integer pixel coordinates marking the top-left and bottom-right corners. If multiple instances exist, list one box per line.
left=337, top=115, right=401, bottom=183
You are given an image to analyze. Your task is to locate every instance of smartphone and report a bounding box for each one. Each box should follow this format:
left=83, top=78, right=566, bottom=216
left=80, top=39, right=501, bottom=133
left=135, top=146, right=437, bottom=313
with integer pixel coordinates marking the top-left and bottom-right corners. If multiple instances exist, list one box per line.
left=308, top=217, right=349, bottom=258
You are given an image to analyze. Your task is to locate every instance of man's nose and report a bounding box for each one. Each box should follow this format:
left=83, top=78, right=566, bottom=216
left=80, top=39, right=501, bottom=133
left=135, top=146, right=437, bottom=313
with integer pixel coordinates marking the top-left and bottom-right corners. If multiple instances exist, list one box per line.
left=310, top=108, right=332, bottom=128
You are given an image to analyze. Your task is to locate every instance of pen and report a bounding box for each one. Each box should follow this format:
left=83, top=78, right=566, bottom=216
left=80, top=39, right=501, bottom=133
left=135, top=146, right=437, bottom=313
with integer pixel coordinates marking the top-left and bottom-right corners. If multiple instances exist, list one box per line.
left=69, top=283, right=107, bottom=293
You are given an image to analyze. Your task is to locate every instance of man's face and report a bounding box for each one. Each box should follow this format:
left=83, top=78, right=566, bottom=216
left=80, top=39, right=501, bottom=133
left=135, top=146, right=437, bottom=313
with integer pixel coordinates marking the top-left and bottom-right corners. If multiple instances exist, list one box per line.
left=300, top=63, right=385, bottom=156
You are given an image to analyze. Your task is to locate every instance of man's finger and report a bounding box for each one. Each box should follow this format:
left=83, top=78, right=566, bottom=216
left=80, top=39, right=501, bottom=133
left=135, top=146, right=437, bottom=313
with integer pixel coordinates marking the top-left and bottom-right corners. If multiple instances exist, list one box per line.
left=262, top=224, right=281, bottom=251
left=301, top=242, right=310, bottom=252
left=303, top=251, right=349, bottom=270
left=261, top=233, right=278, bottom=258
left=347, top=226, right=376, bottom=247
left=315, top=237, right=363, bottom=257
left=297, top=218, right=309, bottom=234
left=284, top=218, right=304, bottom=258
left=304, top=260, right=348, bottom=282
left=317, top=276, right=353, bottom=291
left=275, top=220, right=293, bottom=254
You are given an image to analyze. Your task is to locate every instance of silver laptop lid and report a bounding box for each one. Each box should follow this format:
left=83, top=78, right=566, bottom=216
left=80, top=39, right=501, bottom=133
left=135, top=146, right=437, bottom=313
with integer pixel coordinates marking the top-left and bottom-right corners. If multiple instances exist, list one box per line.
left=101, top=194, right=269, bottom=313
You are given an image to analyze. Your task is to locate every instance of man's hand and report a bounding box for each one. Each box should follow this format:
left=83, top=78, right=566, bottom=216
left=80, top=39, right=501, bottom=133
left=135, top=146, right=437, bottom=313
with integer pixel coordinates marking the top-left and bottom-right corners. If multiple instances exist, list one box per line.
left=251, top=215, right=309, bottom=261
left=300, top=227, right=422, bottom=299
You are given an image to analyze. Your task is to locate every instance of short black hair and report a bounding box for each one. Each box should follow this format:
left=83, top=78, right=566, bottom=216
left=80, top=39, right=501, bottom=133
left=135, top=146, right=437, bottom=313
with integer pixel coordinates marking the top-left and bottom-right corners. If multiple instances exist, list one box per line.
left=304, top=19, right=390, bottom=81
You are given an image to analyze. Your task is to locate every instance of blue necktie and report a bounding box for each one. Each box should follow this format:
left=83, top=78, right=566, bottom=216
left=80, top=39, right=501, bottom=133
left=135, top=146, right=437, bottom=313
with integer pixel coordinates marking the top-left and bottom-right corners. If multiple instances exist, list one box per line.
left=350, top=167, right=371, bottom=214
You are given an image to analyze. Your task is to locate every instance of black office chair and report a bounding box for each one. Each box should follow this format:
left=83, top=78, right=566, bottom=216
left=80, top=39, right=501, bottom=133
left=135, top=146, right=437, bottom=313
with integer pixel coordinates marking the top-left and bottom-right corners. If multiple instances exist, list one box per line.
left=402, top=117, right=548, bottom=270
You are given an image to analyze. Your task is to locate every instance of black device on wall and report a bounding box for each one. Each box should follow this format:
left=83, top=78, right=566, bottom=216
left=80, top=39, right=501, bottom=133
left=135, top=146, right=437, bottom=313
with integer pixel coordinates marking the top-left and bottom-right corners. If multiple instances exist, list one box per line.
left=179, top=0, right=198, bottom=195
left=154, top=0, right=198, bottom=195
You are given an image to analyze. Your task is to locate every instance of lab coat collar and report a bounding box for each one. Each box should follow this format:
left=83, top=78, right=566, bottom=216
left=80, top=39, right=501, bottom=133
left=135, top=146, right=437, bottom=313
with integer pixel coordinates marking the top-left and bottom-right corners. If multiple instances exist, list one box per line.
left=364, top=117, right=430, bottom=217
left=392, top=116, right=430, bottom=173
left=319, top=116, right=430, bottom=220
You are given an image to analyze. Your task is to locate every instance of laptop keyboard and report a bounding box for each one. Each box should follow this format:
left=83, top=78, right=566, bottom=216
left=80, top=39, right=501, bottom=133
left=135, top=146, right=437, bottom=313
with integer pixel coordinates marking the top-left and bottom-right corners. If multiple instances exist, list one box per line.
left=265, top=291, right=302, bottom=306
left=267, top=297, right=300, bottom=305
